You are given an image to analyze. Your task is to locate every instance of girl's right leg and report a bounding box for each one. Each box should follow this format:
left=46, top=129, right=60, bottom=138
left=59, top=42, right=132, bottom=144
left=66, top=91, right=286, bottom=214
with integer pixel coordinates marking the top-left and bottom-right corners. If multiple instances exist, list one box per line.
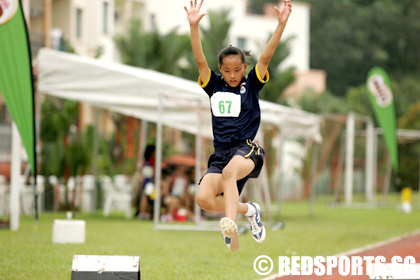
left=196, top=173, right=244, bottom=250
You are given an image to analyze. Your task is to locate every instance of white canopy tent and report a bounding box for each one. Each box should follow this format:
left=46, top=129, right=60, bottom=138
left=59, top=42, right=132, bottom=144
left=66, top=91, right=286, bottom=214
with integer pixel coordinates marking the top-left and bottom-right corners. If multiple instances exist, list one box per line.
left=36, top=48, right=322, bottom=230
left=37, top=48, right=321, bottom=140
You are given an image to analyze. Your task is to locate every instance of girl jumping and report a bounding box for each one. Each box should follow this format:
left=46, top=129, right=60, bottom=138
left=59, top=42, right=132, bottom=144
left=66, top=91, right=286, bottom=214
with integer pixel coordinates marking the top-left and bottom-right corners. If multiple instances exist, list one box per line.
left=185, top=0, right=292, bottom=251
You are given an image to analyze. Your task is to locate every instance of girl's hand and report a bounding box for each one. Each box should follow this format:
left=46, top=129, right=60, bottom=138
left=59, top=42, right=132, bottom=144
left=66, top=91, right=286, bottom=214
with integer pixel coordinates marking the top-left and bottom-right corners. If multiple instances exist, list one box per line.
left=274, top=0, right=292, bottom=26
left=184, top=0, right=208, bottom=26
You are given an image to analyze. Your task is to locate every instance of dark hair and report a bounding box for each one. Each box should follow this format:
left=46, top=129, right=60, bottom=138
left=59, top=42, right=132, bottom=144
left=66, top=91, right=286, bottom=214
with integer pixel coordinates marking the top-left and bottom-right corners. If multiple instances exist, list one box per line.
left=143, top=145, right=155, bottom=161
left=218, top=45, right=251, bottom=65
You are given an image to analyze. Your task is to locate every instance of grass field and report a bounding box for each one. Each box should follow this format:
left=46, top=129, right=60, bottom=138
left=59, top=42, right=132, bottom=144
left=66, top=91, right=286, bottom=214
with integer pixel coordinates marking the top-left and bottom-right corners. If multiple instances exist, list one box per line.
left=1, top=197, right=420, bottom=280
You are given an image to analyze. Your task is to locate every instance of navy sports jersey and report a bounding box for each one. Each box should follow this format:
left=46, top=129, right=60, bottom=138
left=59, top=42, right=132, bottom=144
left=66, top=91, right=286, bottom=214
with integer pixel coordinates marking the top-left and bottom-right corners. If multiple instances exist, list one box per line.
left=199, top=66, right=269, bottom=148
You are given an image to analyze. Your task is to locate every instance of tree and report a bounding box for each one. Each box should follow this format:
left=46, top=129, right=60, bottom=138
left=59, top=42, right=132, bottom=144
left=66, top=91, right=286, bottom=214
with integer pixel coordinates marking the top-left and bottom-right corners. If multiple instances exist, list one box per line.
left=114, top=20, right=190, bottom=76
left=345, top=74, right=420, bottom=125
left=292, top=89, right=348, bottom=115
left=183, top=7, right=263, bottom=84
left=398, top=103, right=420, bottom=132
left=369, top=0, right=420, bottom=79
left=345, top=85, right=374, bottom=117
left=114, top=9, right=296, bottom=103
left=40, top=98, right=81, bottom=209
left=303, top=0, right=420, bottom=95
left=392, top=75, right=420, bottom=120
left=255, top=36, right=296, bottom=103
left=396, top=102, right=420, bottom=191
left=344, top=76, right=420, bottom=192
left=40, top=98, right=79, bottom=178
left=181, top=8, right=233, bottom=80
left=307, top=0, right=380, bottom=95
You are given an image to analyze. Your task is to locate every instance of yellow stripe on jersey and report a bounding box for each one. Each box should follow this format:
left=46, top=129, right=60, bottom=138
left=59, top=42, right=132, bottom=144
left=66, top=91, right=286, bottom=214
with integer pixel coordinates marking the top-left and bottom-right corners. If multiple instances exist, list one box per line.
left=198, top=69, right=212, bottom=88
left=255, top=66, right=270, bottom=84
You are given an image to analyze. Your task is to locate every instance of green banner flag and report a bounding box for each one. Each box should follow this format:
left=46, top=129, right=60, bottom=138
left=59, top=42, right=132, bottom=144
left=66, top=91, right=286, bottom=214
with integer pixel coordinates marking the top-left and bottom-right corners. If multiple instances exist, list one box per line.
left=0, top=0, right=36, bottom=175
left=367, top=66, right=398, bottom=172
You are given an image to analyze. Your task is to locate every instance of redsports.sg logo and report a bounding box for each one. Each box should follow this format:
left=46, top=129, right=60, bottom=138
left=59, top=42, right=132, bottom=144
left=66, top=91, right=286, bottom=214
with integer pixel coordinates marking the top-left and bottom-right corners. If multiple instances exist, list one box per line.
left=253, top=255, right=419, bottom=278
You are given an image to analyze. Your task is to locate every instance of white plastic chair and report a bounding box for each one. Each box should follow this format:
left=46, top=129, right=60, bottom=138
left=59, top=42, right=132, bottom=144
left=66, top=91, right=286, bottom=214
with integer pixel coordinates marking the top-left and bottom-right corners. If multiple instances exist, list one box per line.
left=103, top=174, right=132, bottom=219
left=80, top=175, right=95, bottom=212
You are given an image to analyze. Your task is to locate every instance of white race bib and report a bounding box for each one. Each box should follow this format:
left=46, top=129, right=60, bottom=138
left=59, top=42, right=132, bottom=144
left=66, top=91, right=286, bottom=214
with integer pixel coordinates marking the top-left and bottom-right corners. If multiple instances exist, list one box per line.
left=210, top=92, right=241, bottom=117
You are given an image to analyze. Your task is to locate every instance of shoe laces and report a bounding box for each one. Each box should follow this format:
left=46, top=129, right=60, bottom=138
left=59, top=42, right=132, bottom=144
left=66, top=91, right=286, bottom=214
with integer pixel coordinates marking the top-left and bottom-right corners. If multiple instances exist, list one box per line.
left=249, top=213, right=260, bottom=233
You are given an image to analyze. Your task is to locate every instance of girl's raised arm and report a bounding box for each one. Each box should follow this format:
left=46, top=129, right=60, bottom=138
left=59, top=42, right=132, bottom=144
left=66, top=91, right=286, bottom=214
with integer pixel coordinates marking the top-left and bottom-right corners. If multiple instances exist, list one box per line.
left=256, top=0, right=292, bottom=79
left=185, top=0, right=210, bottom=82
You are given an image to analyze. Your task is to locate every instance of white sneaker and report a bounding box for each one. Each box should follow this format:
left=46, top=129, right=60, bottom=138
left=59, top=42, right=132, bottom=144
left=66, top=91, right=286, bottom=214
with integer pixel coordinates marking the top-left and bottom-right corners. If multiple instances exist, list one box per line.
left=246, top=202, right=266, bottom=243
left=220, top=217, right=240, bottom=251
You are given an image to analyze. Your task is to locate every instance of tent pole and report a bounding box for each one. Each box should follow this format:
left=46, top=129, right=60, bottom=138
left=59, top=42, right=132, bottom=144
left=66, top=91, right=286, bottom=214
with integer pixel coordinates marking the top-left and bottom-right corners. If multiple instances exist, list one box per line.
left=35, top=90, right=43, bottom=221
left=344, top=113, right=355, bottom=205
left=373, top=129, right=378, bottom=203
left=277, top=131, right=284, bottom=218
left=153, top=94, right=163, bottom=230
left=132, top=120, right=148, bottom=183
left=365, top=118, right=375, bottom=203
left=194, top=102, right=202, bottom=224
left=382, top=154, right=392, bottom=204
left=137, top=120, right=148, bottom=172
left=309, top=142, right=319, bottom=217
left=334, top=132, right=346, bottom=203
left=257, top=130, right=272, bottom=224
left=10, top=122, right=22, bottom=231
left=131, top=119, right=148, bottom=215
left=91, top=108, right=100, bottom=212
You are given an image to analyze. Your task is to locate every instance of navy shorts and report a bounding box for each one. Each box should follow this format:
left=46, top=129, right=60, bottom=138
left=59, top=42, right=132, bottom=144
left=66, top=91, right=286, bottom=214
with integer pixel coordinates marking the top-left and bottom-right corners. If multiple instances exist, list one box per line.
left=200, top=139, right=265, bottom=195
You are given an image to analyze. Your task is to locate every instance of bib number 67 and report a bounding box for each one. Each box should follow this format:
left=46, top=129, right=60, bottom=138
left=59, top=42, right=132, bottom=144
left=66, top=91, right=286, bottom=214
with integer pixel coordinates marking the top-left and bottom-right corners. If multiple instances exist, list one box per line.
left=219, top=100, right=232, bottom=114
left=211, top=92, right=241, bottom=117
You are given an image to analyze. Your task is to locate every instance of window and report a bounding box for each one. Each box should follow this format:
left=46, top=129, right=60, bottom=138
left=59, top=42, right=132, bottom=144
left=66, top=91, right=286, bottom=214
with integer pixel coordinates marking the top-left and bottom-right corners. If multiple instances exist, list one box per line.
left=237, top=37, right=247, bottom=50
left=149, top=14, right=156, bottom=32
left=76, top=8, right=83, bottom=39
left=103, top=1, right=109, bottom=34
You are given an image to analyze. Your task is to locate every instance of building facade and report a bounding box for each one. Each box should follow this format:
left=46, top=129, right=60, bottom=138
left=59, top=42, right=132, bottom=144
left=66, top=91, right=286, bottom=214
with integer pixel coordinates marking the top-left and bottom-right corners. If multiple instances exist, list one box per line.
left=23, top=0, right=311, bottom=69
left=0, top=0, right=325, bottom=178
